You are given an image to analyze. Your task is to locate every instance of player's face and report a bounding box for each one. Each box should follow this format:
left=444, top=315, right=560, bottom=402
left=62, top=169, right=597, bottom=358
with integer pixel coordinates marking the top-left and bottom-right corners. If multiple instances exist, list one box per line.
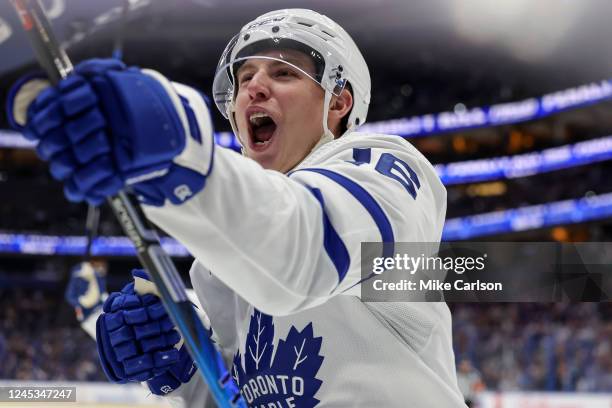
left=234, top=49, right=326, bottom=172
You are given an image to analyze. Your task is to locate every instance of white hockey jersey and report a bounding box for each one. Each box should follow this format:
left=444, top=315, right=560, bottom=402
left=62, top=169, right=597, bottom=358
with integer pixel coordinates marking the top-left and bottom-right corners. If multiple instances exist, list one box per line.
left=143, top=129, right=466, bottom=407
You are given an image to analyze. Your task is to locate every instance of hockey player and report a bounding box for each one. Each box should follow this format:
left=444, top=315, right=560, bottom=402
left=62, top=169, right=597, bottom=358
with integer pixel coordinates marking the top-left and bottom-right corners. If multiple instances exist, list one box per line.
left=64, top=261, right=108, bottom=338
left=8, top=8, right=466, bottom=407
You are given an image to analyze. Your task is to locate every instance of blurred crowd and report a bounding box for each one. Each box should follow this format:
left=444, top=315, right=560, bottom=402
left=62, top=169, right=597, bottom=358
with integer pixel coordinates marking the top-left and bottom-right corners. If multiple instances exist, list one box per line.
left=1, top=64, right=611, bottom=235
left=446, top=164, right=612, bottom=219
left=0, top=9, right=610, bottom=404
left=451, top=303, right=612, bottom=393
left=2, top=142, right=611, bottom=234
left=0, top=56, right=610, bottom=393
left=0, top=289, right=105, bottom=382
left=0, top=165, right=123, bottom=235
left=1, top=287, right=610, bottom=395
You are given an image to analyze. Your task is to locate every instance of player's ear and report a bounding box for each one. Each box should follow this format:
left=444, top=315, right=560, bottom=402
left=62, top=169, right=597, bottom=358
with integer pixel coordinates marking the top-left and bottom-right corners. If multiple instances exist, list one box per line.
left=329, top=87, right=353, bottom=119
left=327, top=87, right=353, bottom=137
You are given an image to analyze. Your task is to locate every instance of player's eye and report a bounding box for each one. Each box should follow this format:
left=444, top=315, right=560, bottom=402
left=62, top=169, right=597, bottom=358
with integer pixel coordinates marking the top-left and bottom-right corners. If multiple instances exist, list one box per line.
left=274, top=68, right=297, bottom=79
left=238, top=73, right=253, bottom=85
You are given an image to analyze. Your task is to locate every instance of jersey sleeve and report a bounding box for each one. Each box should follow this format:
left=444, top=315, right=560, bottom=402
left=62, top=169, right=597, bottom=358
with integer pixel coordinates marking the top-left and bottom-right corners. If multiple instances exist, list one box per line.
left=161, top=364, right=217, bottom=408
left=188, top=261, right=250, bottom=352
left=80, top=307, right=102, bottom=339
left=288, top=144, right=447, bottom=295
left=142, top=85, right=446, bottom=316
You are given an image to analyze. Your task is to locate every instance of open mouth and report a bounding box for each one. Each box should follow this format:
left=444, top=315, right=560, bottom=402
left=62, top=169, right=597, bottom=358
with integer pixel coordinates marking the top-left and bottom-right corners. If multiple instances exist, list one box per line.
left=248, top=111, right=277, bottom=150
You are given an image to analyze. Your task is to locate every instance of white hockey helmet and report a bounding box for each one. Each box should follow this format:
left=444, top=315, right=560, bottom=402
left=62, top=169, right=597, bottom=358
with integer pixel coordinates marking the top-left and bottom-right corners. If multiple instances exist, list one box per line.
left=212, top=9, right=371, bottom=144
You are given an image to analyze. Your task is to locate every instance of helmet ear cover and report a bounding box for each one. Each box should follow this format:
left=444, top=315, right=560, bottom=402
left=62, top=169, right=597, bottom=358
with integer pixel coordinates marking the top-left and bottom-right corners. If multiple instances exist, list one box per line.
left=338, top=81, right=354, bottom=134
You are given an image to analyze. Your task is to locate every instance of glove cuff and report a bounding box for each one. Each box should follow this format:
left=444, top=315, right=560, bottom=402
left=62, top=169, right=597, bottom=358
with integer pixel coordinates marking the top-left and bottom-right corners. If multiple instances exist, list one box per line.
left=96, top=314, right=129, bottom=384
left=146, top=347, right=197, bottom=395
left=6, top=72, right=50, bottom=131
left=146, top=373, right=182, bottom=396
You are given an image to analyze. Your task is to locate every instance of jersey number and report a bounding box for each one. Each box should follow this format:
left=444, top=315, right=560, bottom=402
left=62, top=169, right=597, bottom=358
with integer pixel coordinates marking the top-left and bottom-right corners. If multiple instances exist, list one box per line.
left=351, top=148, right=421, bottom=199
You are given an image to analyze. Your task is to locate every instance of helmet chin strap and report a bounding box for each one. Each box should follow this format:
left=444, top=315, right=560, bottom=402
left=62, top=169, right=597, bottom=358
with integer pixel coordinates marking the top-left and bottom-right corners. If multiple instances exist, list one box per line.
left=310, top=90, right=335, bottom=152
left=227, top=106, right=246, bottom=155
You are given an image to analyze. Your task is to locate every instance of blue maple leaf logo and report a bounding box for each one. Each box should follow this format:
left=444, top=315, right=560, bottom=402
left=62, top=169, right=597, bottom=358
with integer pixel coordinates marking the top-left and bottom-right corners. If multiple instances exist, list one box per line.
left=232, top=310, right=324, bottom=407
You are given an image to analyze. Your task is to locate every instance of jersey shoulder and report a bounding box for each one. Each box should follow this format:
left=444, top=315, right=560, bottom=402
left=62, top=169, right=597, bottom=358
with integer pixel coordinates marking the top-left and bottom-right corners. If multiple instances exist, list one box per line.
left=298, top=131, right=434, bottom=170
left=292, top=131, right=447, bottom=244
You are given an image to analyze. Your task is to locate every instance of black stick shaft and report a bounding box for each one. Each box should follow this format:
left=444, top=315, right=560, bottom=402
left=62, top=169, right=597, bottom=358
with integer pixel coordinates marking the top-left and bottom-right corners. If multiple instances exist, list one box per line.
left=84, top=204, right=100, bottom=258
left=12, top=0, right=72, bottom=81
left=12, top=0, right=99, bottom=260
left=10, top=1, right=242, bottom=406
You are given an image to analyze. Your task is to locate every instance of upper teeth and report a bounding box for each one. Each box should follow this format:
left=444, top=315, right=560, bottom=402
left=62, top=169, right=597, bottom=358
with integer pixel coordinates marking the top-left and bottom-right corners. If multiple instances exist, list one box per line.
left=249, top=112, right=270, bottom=125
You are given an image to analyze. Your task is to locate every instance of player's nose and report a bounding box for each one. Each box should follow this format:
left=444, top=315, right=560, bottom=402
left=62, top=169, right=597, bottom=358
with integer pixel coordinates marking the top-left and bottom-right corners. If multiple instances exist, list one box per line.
left=246, top=70, right=271, bottom=101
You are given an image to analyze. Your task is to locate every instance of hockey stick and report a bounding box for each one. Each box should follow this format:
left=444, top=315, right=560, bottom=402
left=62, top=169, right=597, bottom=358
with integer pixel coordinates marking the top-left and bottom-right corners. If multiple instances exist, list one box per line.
left=83, top=204, right=100, bottom=258
left=10, top=1, right=244, bottom=406
left=73, top=0, right=125, bottom=321
left=68, top=203, right=101, bottom=322
left=111, top=0, right=130, bottom=60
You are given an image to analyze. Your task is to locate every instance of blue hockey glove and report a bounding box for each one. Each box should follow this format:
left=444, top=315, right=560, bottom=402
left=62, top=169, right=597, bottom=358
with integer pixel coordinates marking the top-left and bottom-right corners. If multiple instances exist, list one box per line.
left=65, top=262, right=107, bottom=322
left=6, top=59, right=214, bottom=206
left=96, top=269, right=197, bottom=395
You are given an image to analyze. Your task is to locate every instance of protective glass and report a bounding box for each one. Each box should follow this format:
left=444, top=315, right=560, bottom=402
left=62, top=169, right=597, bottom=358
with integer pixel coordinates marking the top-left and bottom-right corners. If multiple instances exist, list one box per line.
left=212, top=29, right=347, bottom=118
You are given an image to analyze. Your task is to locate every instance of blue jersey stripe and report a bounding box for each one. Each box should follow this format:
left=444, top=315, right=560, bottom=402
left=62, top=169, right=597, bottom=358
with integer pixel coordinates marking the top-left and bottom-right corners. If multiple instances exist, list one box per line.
left=292, top=168, right=396, bottom=290
left=295, top=168, right=395, bottom=255
left=351, top=147, right=372, bottom=165
left=306, top=187, right=350, bottom=282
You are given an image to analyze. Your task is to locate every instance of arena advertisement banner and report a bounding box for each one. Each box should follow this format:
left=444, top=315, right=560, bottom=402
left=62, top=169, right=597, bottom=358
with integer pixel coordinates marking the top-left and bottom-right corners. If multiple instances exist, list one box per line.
left=477, top=391, right=612, bottom=408
left=359, top=80, right=612, bottom=137
left=3, top=80, right=612, bottom=149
